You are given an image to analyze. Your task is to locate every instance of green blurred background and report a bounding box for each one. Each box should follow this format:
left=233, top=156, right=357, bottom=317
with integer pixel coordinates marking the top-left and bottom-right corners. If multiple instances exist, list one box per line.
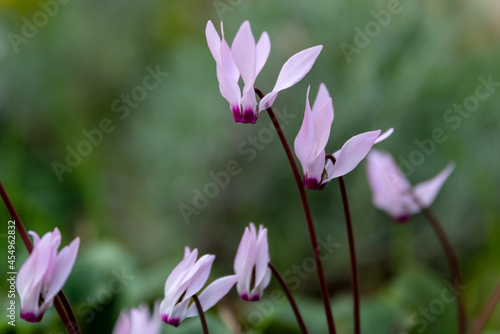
left=0, top=0, right=499, bottom=333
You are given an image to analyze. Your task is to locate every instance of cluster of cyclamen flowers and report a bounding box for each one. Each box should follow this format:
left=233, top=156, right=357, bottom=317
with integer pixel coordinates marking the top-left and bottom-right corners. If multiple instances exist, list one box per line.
left=13, top=20, right=468, bottom=334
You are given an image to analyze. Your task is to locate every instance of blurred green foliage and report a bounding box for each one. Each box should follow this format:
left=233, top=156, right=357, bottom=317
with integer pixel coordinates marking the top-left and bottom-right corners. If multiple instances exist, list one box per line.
left=0, top=0, right=499, bottom=333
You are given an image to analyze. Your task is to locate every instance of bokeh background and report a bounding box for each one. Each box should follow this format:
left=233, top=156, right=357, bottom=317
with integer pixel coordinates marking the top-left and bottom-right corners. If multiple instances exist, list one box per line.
left=1, top=0, right=499, bottom=333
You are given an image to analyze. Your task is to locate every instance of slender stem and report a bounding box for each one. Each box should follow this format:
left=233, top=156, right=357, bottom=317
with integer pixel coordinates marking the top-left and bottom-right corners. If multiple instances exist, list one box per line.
left=255, top=88, right=336, bottom=334
left=336, top=175, right=361, bottom=334
left=192, top=294, right=209, bottom=334
left=269, top=263, right=309, bottom=334
left=0, top=182, right=33, bottom=252
left=0, top=181, right=80, bottom=334
left=419, top=206, right=466, bottom=334
left=57, top=291, right=81, bottom=334
left=471, top=280, right=500, bottom=334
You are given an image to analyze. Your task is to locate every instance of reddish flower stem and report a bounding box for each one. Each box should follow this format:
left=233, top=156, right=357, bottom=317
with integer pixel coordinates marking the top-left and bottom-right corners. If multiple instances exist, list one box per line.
left=192, top=294, right=209, bottom=334
left=337, top=176, right=361, bottom=334
left=324, top=154, right=361, bottom=333
left=472, top=280, right=500, bottom=334
left=0, top=181, right=81, bottom=334
left=419, top=205, right=466, bottom=334
left=269, top=262, right=309, bottom=334
left=255, top=88, right=336, bottom=334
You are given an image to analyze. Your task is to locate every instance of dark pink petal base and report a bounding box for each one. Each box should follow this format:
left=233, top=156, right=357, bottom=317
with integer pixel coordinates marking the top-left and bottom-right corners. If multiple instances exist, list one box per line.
left=241, top=293, right=260, bottom=302
left=162, top=314, right=180, bottom=327
left=304, top=177, right=325, bottom=191
left=232, top=106, right=258, bottom=124
left=395, top=214, right=412, bottom=223
left=20, top=310, right=43, bottom=323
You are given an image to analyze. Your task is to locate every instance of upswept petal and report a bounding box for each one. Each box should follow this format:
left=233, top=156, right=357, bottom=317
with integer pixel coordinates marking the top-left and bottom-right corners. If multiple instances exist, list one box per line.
left=312, top=97, right=333, bottom=153
left=294, top=86, right=316, bottom=168
left=231, top=21, right=256, bottom=87
left=325, top=130, right=381, bottom=181
left=164, top=249, right=198, bottom=295
left=234, top=226, right=252, bottom=274
left=312, top=83, right=332, bottom=115
left=413, top=162, right=455, bottom=208
left=28, top=231, right=41, bottom=247
left=186, top=275, right=240, bottom=317
left=240, top=224, right=257, bottom=294
left=374, top=128, right=394, bottom=144
left=44, top=238, right=79, bottom=302
left=184, top=254, right=215, bottom=298
left=255, top=32, right=271, bottom=75
left=254, top=226, right=269, bottom=286
left=259, top=45, right=323, bottom=111
left=205, top=21, right=221, bottom=64
left=366, top=150, right=412, bottom=219
left=218, top=39, right=241, bottom=110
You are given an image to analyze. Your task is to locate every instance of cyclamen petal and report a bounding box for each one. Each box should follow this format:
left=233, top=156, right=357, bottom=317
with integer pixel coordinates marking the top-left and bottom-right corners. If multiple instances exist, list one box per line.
left=325, top=130, right=382, bottom=181
left=232, top=21, right=257, bottom=87
left=207, top=20, right=321, bottom=123
left=259, top=45, right=323, bottom=111
left=413, top=162, right=455, bottom=208
left=45, top=237, right=80, bottom=303
left=294, top=84, right=391, bottom=190
left=16, top=228, right=79, bottom=323
left=186, top=275, right=240, bottom=317
left=365, top=149, right=454, bottom=222
left=113, top=303, right=161, bottom=334
left=234, top=223, right=271, bottom=301
left=160, top=248, right=237, bottom=327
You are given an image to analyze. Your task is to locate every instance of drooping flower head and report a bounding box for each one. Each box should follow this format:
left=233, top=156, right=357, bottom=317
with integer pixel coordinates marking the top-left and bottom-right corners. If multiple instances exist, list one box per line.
left=160, top=247, right=239, bottom=327
left=234, top=223, right=271, bottom=301
left=206, top=20, right=322, bottom=124
left=112, top=303, right=161, bottom=334
left=365, top=149, right=455, bottom=222
left=294, top=84, right=393, bottom=190
left=16, top=227, right=79, bottom=322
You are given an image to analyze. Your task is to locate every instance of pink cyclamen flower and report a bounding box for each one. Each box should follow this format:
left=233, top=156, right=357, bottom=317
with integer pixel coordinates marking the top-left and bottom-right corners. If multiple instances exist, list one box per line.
left=160, top=247, right=239, bottom=327
left=112, top=303, right=161, bottom=334
left=234, top=223, right=271, bottom=301
left=206, top=20, right=322, bottom=124
left=365, top=149, right=455, bottom=222
left=294, top=84, right=393, bottom=190
left=16, top=227, right=79, bottom=322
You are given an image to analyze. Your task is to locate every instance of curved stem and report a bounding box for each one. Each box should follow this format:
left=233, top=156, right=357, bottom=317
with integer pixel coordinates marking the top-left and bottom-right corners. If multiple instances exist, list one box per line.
left=471, top=280, right=500, bottom=334
left=255, top=88, right=336, bottom=334
left=269, top=262, right=309, bottom=334
left=192, top=294, right=209, bottom=334
left=0, top=181, right=80, bottom=334
left=419, top=206, right=466, bottom=334
left=337, top=176, right=361, bottom=334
